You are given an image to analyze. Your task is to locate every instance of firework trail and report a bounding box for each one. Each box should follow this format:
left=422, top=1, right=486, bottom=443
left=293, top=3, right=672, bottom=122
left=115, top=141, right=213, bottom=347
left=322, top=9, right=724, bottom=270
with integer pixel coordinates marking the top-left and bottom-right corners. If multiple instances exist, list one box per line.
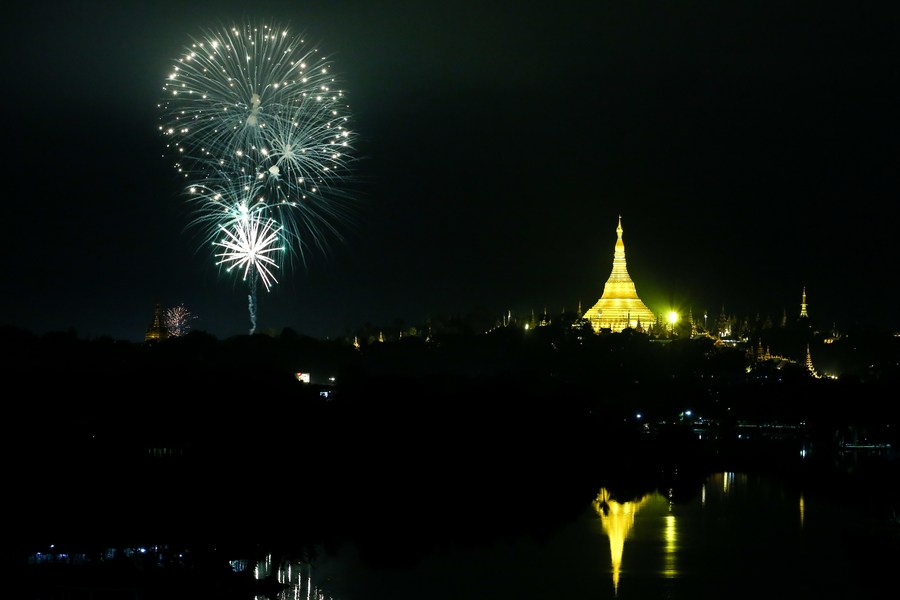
left=159, top=20, right=357, bottom=333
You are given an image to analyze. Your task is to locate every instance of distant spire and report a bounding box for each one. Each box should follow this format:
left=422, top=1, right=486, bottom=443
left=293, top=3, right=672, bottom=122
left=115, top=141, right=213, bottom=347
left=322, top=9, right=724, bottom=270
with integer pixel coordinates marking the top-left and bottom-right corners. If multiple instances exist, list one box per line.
left=800, top=287, right=808, bottom=318
left=144, top=302, right=169, bottom=343
left=805, top=344, right=818, bottom=377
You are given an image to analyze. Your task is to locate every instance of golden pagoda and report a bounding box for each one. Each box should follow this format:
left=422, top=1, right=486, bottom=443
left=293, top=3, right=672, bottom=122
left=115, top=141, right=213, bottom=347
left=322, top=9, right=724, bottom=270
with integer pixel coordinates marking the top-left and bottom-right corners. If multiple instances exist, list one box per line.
left=582, top=216, right=656, bottom=333
left=144, top=302, right=169, bottom=343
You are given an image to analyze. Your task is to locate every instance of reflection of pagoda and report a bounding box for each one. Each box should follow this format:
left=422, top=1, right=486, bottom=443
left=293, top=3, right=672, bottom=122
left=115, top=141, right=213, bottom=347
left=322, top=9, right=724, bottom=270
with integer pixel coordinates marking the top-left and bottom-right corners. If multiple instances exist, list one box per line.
left=582, top=217, right=656, bottom=333
left=593, top=488, right=651, bottom=596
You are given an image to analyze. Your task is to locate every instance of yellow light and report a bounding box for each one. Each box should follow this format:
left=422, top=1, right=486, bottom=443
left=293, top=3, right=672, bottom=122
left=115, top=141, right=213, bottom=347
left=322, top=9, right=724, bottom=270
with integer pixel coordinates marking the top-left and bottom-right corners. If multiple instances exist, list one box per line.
left=668, top=311, right=678, bottom=325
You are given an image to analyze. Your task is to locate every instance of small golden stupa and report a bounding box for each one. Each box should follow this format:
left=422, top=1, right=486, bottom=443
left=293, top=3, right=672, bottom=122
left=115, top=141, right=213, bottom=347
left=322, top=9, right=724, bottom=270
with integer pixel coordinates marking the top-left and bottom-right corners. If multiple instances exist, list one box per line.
left=582, top=216, right=656, bottom=333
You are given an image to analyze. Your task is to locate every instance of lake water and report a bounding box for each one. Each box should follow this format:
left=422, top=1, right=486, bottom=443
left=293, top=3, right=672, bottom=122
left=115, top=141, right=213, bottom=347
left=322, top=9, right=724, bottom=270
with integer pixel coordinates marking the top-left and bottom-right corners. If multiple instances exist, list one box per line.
left=302, top=469, right=894, bottom=600
left=22, top=456, right=899, bottom=600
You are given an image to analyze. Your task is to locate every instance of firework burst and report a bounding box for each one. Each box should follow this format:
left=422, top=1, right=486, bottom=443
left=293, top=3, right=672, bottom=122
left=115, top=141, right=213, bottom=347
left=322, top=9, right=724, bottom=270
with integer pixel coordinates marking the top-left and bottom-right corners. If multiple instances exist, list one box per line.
left=252, top=97, right=356, bottom=265
left=164, top=304, right=197, bottom=337
left=160, top=20, right=358, bottom=332
left=214, top=210, right=284, bottom=334
left=215, top=212, right=284, bottom=293
left=159, top=22, right=340, bottom=178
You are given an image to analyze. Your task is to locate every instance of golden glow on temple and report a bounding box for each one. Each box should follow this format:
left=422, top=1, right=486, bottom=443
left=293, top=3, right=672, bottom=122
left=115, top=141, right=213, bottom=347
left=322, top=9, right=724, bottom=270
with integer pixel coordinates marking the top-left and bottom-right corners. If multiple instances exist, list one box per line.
left=593, top=488, right=651, bottom=595
left=144, top=302, right=169, bottom=343
left=582, top=216, right=657, bottom=333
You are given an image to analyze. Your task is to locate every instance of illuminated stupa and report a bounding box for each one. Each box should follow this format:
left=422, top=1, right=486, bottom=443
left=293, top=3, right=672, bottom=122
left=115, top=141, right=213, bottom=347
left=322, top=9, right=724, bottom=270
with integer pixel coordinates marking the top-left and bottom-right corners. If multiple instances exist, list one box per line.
left=144, top=302, right=169, bottom=343
left=582, top=216, right=656, bottom=333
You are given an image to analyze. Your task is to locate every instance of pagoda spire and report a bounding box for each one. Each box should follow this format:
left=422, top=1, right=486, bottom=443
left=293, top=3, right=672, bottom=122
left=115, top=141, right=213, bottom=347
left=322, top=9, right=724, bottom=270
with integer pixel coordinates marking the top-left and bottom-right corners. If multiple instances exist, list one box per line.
left=144, top=302, right=169, bottom=343
left=805, top=344, right=819, bottom=378
left=581, top=216, right=656, bottom=333
left=800, top=287, right=808, bottom=318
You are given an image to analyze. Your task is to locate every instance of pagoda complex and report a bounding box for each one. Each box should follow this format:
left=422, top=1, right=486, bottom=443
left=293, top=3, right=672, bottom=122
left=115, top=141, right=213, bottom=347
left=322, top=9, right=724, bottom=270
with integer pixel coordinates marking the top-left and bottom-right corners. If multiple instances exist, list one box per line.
left=582, top=216, right=656, bottom=333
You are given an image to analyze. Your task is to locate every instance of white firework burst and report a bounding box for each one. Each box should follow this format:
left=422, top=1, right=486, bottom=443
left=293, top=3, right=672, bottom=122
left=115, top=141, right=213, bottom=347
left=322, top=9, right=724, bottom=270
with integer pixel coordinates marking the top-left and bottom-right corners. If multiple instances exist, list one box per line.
left=214, top=211, right=284, bottom=292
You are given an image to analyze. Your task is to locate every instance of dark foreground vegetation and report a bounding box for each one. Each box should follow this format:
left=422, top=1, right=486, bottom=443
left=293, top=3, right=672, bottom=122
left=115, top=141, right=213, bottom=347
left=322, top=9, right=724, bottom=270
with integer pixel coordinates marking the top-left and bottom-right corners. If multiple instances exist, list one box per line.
left=6, top=322, right=900, bottom=583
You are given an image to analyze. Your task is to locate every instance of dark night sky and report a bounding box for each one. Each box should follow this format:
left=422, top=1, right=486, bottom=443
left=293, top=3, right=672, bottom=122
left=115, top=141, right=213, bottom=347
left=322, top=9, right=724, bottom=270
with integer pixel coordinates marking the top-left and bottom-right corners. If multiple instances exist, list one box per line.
left=2, top=0, right=898, bottom=342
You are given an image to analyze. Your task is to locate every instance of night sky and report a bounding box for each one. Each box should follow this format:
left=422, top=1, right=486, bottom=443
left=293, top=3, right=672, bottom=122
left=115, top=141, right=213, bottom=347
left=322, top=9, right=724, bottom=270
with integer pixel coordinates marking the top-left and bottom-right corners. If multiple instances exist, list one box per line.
left=2, top=0, right=898, bottom=342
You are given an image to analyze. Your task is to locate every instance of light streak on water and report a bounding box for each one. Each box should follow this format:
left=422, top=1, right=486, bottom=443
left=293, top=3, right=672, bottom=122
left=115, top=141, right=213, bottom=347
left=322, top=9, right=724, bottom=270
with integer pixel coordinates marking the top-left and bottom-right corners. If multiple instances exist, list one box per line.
left=662, top=514, right=678, bottom=578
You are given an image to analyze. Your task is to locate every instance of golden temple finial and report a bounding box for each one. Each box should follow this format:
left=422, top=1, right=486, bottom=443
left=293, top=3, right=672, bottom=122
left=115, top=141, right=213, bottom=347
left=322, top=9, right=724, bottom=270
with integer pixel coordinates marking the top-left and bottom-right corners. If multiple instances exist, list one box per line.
left=800, top=287, right=808, bottom=318
left=805, top=344, right=819, bottom=377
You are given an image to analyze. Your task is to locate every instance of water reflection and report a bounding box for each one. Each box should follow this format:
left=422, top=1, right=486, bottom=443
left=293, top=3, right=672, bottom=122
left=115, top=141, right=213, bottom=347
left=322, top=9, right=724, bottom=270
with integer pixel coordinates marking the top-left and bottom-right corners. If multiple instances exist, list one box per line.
left=23, top=466, right=895, bottom=600
left=250, top=553, right=337, bottom=600
left=24, top=546, right=342, bottom=600
left=799, top=493, right=805, bottom=528
left=279, top=472, right=878, bottom=600
left=592, top=488, right=652, bottom=595
left=590, top=472, right=842, bottom=597
left=592, top=487, right=683, bottom=595
left=662, top=513, right=677, bottom=579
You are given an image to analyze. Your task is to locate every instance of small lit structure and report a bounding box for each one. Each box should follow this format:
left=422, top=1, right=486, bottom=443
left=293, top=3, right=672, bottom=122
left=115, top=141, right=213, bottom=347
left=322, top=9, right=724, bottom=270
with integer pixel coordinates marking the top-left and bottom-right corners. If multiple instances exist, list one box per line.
left=805, top=344, right=820, bottom=378
left=144, top=302, right=169, bottom=343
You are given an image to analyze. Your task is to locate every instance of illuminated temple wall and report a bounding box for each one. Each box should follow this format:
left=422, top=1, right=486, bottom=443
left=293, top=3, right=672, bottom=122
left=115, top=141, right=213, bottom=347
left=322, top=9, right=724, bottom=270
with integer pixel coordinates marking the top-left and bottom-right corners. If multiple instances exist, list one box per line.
left=582, top=217, right=656, bottom=332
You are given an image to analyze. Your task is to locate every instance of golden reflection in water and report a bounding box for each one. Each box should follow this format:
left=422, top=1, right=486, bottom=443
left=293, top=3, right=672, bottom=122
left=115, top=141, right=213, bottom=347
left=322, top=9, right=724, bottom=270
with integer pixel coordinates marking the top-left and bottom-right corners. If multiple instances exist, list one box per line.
left=593, top=488, right=651, bottom=596
left=707, top=471, right=736, bottom=496
left=662, top=514, right=678, bottom=578
left=799, top=493, right=805, bottom=528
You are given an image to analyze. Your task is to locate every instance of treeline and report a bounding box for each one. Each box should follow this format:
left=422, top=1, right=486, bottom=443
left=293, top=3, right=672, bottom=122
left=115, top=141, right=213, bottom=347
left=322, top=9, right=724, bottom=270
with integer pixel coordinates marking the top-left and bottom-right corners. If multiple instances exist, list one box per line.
left=4, top=321, right=898, bottom=431
left=7, top=322, right=899, bottom=550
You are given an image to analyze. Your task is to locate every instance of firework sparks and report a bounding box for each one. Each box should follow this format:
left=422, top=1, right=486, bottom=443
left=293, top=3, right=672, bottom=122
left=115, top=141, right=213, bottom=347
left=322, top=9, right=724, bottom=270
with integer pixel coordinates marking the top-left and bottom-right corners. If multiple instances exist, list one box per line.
left=160, top=20, right=358, bottom=332
left=159, top=22, right=335, bottom=178
left=164, top=304, right=197, bottom=337
left=215, top=211, right=284, bottom=292
left=253, top=97, right=357, bottom=265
